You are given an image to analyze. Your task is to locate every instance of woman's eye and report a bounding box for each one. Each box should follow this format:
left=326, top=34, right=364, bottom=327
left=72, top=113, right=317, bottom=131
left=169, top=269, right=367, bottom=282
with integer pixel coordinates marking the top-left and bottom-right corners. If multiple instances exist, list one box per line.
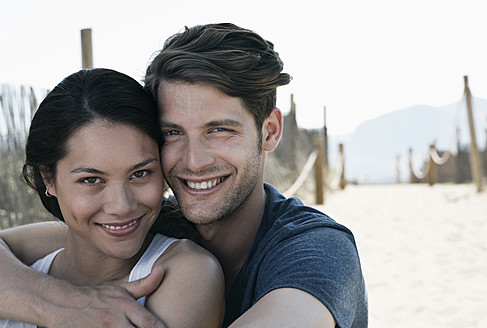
left=132, top=170, right=151, bottom=179
left=80, top=177, right=100, bottom=185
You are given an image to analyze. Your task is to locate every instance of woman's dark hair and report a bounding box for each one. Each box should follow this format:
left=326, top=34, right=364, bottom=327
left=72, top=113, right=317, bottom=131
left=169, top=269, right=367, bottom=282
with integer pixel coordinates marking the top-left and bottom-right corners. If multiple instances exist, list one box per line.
left=22, top=68, right=162, bottom=221
left=144, top=23, right=292, bottom=133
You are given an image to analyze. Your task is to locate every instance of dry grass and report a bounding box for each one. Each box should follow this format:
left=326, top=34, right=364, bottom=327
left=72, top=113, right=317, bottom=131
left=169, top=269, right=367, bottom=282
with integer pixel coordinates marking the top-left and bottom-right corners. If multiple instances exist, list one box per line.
left=1, top=84, right=54, bottom=229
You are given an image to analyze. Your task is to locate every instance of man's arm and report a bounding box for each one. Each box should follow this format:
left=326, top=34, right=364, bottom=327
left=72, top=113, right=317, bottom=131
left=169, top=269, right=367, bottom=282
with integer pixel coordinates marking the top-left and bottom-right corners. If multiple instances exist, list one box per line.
left=0, top=221, right=67, bottom=265
left=225, top=214, right=366, bottom=328
left=228, top=288, right=335, bottom=328
left=0, top=222, right=166, bottom=327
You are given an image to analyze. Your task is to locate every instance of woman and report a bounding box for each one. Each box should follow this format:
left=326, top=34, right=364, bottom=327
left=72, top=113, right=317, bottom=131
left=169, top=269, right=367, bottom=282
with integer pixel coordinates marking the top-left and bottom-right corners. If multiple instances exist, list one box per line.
left=0, top=68, right=224, bottom=328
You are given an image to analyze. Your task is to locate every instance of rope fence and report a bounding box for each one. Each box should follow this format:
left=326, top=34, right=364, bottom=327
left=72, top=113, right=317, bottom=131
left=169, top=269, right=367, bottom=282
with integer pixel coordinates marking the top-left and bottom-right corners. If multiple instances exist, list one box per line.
left=409, top=148, right=431, bottom=181
left=283, top=138, right=346, bottom=203
left=409, top=143, right=455, bottom=182
left=406, top=76, right=486, bottom=191
left=283, top=148, right=318, bottom=198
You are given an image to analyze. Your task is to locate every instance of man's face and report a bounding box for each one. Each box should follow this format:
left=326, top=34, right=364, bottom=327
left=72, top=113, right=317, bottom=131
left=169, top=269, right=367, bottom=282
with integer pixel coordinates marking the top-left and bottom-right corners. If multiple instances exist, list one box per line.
left=158, top=82, right=263, bottom=225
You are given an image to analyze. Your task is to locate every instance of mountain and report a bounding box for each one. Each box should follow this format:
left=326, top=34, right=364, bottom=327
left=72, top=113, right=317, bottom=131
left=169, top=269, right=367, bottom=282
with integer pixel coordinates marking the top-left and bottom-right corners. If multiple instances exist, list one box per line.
left=328, top=98, right=487, bottom=184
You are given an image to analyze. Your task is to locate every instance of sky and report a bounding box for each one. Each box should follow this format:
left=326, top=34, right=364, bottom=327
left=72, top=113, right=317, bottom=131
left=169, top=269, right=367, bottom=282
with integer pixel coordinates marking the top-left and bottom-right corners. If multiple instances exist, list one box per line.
left=1, top=0, right=487, bottom=136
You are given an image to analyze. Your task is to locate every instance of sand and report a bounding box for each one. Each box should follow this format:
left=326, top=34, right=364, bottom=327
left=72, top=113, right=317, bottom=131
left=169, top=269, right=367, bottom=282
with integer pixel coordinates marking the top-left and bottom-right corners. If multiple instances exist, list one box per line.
left=310, top=183, right=487, bottom=327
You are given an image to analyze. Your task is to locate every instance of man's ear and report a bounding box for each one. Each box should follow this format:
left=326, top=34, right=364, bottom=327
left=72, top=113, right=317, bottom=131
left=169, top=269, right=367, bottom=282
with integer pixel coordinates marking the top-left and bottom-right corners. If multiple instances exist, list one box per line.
left=262, top=108, right=283, bottom=152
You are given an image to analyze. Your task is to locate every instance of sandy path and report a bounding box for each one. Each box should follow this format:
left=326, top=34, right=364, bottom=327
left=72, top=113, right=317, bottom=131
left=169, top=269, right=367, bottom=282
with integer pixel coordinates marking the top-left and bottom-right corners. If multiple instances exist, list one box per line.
left=311, top=183, right=487, bottom=327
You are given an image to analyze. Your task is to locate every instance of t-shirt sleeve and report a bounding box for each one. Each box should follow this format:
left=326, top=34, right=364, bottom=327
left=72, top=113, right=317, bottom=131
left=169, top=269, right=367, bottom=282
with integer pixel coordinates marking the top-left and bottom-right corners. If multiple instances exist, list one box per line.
left=254, top=227, right=365, bottom=328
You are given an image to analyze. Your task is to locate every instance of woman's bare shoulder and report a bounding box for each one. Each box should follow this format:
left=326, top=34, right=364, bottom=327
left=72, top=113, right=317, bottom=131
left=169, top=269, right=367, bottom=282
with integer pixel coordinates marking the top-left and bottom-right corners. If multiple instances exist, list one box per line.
left=156, top=238, right=221, bottom=273
left=147, top=238, right=225, bottom=327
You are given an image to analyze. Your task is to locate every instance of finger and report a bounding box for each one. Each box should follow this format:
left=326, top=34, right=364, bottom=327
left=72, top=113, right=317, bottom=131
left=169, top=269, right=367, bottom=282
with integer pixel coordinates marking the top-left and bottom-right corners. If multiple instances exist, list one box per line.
left=123, top=265, right=165, bottom=300
left=124, top=303, right=167, bottom=328
left=128, top=308, right=167, bottom=328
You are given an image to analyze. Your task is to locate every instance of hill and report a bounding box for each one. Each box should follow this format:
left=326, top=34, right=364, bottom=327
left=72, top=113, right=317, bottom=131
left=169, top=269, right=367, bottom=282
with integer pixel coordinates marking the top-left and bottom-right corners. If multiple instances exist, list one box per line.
left=328, top=98, right=487, bottom=184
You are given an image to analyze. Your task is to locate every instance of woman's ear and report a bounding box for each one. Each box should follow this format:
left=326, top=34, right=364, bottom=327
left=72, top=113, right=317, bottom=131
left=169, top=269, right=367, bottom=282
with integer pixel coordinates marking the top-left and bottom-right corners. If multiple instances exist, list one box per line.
left=40, top=169, right=57, bottom=197
left=262, top=108, right=283, bottom=152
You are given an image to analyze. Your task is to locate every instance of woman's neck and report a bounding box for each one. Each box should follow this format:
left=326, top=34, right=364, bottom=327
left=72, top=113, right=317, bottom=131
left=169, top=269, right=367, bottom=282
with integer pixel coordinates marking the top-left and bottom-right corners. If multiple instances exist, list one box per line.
left=48, top=232, right=151, bottom=286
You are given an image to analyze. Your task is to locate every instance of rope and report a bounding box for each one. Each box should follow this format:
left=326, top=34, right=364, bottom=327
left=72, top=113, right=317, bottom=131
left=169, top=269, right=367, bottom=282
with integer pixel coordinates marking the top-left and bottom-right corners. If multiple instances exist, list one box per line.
left=408, top=95, right=466, bottom=180
left=283, top=141, right=347, bottom=197
left=463, top=93, right=487, bottom=141
left=410, top=145, right=451, bottom=179
left=427, top=93, right=487, bottom=167
left=283, top=148, right=318, bottom=197
left=471, top=97, right=487, bottom=130
left=430, top=148, right=451, bottom=165
left=409, top=151, right=431, bottom=180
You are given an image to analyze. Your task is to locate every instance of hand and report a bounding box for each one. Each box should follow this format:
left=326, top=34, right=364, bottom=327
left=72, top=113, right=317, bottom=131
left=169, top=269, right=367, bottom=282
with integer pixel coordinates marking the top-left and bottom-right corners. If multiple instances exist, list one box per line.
left=47, top=266, right=167, bottom=328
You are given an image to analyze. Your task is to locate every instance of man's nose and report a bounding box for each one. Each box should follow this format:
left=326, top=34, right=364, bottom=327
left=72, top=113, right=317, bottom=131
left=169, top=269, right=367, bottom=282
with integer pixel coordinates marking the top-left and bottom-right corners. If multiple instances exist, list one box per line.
left=183, top=138, right=216, bottom=172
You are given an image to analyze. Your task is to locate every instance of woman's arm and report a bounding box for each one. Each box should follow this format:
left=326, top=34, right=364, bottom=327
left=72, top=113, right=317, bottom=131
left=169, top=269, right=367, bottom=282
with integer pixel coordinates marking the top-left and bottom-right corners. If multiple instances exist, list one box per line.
left=147, top=239, right=225, bottom=328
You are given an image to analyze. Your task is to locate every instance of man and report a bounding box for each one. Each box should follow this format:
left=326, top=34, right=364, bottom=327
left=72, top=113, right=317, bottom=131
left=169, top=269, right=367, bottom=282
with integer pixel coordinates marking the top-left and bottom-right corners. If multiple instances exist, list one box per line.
left=0, top=23, right=367, bottom=327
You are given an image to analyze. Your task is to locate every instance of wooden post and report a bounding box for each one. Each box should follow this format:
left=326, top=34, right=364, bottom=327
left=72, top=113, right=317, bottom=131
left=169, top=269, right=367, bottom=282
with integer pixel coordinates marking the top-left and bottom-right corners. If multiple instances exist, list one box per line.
left=428, top=144, right=436, bottom=186
left=455, top=127, right=461, bottom=183
left=323, top=106, right=329, bottom=173
left=289, top=94, right=297, bottom=170
left=81, top=28, right=93, bottom=68
left=396, top=155, right=401, bottom=184
left=485, top=119, right=487, bottom=174
left=314, top=137, right=325, bottom=204
left=464, top=76, right=483, bottom=192
left=408, top=148, right=415, bottom=183
left=339, top=143, right=346, bottom=189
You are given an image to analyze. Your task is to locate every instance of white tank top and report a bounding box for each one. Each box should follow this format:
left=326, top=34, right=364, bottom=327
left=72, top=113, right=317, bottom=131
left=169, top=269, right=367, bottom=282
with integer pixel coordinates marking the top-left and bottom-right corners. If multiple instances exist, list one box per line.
left=0, top=234, right=179, bottom=327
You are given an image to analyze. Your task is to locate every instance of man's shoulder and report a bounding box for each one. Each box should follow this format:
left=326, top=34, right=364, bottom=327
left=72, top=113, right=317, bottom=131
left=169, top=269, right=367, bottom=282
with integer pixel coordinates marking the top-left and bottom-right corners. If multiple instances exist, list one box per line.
left=261, top=183, right=358, bottom=253
left=264, top=183, right=346, bottom=230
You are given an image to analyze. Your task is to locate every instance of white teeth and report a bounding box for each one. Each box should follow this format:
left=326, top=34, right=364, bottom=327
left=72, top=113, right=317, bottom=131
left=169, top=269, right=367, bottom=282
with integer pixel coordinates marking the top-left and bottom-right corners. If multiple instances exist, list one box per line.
left=100, top=219, right=138, bottom=230
left=186, top=178, right=223, bottom=190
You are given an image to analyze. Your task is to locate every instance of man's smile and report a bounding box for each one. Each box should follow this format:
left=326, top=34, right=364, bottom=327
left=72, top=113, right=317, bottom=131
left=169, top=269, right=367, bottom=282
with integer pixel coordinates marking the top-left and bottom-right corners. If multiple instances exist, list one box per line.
left=184, top=177, right=226, bottom=190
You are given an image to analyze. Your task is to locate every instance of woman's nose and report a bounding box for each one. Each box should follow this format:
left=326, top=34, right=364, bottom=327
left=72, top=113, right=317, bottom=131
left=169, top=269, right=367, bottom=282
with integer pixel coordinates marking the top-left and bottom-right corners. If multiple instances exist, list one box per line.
left=103, top=183, right=137, bottom=216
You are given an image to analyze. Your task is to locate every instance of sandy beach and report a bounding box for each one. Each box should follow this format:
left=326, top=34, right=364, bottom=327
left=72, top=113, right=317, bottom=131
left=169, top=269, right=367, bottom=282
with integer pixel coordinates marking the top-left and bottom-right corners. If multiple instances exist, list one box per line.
left=311, top=183, right=487, bottom=327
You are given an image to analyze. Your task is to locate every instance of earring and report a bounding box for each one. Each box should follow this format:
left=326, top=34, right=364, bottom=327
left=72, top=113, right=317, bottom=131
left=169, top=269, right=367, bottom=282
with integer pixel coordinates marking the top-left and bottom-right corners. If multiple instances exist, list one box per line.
left=45, top=188, right=52, bottom=197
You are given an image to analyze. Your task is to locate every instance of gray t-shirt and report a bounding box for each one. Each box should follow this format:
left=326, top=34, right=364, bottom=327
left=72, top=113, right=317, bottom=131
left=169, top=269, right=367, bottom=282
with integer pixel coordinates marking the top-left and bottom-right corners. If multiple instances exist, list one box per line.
left=223, top=184, right=368, bottom=327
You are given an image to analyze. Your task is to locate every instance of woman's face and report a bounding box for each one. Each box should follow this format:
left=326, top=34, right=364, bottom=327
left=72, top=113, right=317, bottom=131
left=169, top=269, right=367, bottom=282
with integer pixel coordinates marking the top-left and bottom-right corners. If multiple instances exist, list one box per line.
left=46, top=121, right=164, bottom=259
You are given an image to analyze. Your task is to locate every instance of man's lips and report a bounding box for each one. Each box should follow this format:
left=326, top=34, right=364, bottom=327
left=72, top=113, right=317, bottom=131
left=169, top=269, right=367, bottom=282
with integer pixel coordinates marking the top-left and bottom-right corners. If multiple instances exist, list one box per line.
left=182, top=176, right=227, bottom=190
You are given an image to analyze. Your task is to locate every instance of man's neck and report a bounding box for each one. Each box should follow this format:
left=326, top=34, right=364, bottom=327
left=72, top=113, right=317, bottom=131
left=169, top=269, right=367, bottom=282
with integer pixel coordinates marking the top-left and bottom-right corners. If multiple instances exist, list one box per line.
left=197, top=184, right=267, bottom=291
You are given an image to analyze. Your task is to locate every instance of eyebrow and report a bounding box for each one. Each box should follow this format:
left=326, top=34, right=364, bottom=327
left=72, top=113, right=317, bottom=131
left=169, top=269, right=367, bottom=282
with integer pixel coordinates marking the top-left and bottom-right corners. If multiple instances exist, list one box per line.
left=70, top=158, right=158, bottom=175
left=204, top=119, right=243, bottom=129
left=160, top=119, right=243, bottom=130
left=160, top=122, right=182, bottom=130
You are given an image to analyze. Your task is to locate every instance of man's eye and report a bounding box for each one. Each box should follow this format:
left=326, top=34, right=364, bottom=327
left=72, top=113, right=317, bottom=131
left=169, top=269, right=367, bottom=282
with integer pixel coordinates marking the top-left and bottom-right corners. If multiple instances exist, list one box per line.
left=210, top=127, right=232, bottom=133
left=164, top=130, right=182, bottom=136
